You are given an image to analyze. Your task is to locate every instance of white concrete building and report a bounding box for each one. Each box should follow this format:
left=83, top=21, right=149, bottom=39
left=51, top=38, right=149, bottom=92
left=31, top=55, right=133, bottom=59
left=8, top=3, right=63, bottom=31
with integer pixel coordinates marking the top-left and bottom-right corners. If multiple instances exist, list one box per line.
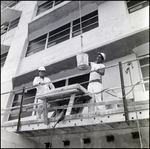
left=1, top=1, right=149, bottom=148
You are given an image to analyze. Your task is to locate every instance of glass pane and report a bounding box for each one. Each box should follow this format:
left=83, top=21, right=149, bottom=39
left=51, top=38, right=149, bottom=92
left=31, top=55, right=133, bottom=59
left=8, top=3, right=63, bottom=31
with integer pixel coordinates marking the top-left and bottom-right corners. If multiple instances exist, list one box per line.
left=37, top=1, right=53, bottom=15
left=48, top=23, right=70, bottom=47
left=141, top=66, right=149, bottom=78
left=139, top=57, right=149, bottom=66
left=26, top=34, right=47, bottom=56
left=54, top=0, right=64, bottom=6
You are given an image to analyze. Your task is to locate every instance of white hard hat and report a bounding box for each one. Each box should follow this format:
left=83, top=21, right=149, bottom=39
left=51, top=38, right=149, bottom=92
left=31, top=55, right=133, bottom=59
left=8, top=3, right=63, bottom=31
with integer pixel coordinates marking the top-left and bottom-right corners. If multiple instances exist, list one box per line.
left=98, top=52, right=106, bottom=61
left=38, top=66, right=46, bottom=71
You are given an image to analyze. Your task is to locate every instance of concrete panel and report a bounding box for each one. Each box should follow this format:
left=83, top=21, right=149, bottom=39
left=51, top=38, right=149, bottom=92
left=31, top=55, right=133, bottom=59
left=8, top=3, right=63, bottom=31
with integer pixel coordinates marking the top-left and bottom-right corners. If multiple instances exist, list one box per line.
left=98, top=1, right=127, bottom=26
left=1, top=129, right=38, bottom=148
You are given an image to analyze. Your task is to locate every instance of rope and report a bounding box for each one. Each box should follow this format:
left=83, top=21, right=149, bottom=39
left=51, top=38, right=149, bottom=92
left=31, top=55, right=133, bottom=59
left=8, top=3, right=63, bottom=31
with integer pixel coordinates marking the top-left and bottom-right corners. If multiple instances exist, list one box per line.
left=79, top=1, right=83, bottom=48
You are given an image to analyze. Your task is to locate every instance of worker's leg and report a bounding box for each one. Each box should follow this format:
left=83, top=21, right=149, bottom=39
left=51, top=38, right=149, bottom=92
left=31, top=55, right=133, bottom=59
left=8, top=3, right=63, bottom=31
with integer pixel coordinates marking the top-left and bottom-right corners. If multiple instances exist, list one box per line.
left=36, top=99, right=43, bottom=119
left=87, top=83, right=96, bottom=113
left=93, top=83, right=104, bottom=111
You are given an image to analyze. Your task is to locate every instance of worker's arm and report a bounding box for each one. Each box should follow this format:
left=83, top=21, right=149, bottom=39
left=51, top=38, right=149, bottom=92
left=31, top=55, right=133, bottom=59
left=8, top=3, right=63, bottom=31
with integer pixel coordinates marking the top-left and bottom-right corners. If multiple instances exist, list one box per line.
left=49, top=82, right=55, bottom=90
left=48, top=78, right=55, bottom=90
left=96, top=67, right=105, bottom=76
left=33, top=77, right=44, bottom=87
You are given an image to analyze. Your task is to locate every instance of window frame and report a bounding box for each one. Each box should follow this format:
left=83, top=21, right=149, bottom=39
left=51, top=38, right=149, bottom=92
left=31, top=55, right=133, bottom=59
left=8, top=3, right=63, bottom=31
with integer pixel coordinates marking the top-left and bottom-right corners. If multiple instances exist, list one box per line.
left=26, top=10, right=99, bottom=57
left=138, top=55, right=149, bottom=91
left=125, top=0, right=149, bottom=14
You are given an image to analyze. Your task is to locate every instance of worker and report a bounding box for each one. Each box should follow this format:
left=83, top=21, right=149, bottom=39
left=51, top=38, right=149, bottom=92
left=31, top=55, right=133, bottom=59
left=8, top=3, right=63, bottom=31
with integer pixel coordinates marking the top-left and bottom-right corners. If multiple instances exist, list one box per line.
left=33, top=66, right=55, bottom=119
left=87, top=52, right=106, bottom=113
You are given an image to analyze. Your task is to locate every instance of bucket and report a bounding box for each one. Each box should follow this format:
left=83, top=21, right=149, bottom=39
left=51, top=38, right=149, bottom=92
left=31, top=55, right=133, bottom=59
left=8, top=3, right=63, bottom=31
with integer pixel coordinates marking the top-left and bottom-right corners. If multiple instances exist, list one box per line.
left=76, top=52, right=89, bottom=70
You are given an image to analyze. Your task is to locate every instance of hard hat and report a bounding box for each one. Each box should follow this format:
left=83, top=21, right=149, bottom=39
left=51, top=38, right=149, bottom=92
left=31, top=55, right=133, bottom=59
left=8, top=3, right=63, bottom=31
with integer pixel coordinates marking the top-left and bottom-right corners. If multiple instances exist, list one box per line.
left=98, top=52, right=106, bottom=61
left=38, top=66, right=46, bottom=71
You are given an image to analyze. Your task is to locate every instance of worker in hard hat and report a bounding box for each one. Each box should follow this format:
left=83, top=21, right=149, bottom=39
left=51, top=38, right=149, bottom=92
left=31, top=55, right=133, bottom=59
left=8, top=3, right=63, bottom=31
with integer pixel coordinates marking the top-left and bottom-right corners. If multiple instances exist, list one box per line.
left=87, top=52, right=106, bottom=114
left=33, top=66, right=55, bottom=119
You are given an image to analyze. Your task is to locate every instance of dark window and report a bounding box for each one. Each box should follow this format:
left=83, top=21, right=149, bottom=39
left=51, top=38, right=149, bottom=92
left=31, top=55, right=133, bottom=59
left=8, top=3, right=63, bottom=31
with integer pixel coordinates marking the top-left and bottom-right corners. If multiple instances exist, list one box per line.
left=4, top=1, right=20, bottom=8
left=131, top=132, right=140, bottom=139
left=36, top=1, right=53, bottom=15
left=126, top=1, right=149, bottom=13
left=9, top=89, right=36, bottom=120
left=53, top=80, right=66, bottom=88
left=47, top=23, right=70, bottom=48
left=26, top=34, right=47, bottom=57
left=69, top=73, right=89, bottom=89
left=106, top=135, right=115, bottom=142
left=1, top=17, right=20, bottom=35
left=83, top=138, right=91, bottom=144
left=63, top=140, right=70, bottom=146
left=1, top=52, right=8, bottom=68
left=139, top=56, right=149, bottom=91
left=37, top=1, right=64, bottom=15
left=54, top=0, right=64, bottom=6
left=45, top=142, right=52, bottom=148
left=8, top=17, right=20, bottom=31
left=72, top=10, right=98, bottom=37
left=1, top=22, right=9, bottom=35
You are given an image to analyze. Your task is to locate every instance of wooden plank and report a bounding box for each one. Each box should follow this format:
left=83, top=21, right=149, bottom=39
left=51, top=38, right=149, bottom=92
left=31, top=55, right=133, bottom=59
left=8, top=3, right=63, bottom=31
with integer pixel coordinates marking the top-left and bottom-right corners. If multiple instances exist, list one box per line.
left=66, top=94, right=76, bottom=115
left=37, top=89, right=79, bottom=101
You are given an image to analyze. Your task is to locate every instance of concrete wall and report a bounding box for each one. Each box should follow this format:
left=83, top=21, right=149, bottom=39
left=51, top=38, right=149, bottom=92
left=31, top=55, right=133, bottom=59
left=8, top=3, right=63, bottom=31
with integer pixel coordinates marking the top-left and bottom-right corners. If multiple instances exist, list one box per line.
left=16, top=2, right=149, bottom=75
left=1, top=1, right=37, bottom=123
left=1, top=128, right=41, bottom=148
left=34, top=126, right=149, bottom=148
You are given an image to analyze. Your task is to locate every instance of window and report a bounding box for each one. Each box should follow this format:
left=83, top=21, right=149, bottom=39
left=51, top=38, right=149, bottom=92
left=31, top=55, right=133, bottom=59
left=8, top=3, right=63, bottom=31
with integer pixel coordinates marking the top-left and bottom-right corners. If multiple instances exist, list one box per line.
left=63, top=140, right=70, bottom=146
left=139, top=56, right=149, bottom=91
left=69, top=73, right=89, bottom=89
left=26, top=10, right=98, bottom=56
left=106, top=135, right=115, bottom=142
left=47, top=23, right=70, bottom=48
left=72, top=10, right=98, bottom=37
left=26, top=34, right=47, bottom=56
left=126, top=1, right=149, bottom=14
left=9, top=89, right=36, bottom=120
left=36, top=1, right=64, bottom=16
left=8, top=17, right=20, bottom=31
left=1, top=17, right=20, bottom=35
left=36, top=1, right=53, bottom=16
left=83, top=138, right=91, bottom=144
left=131, top=132, right=140, bottom=139
left=1, top=52, right=8, bottom=68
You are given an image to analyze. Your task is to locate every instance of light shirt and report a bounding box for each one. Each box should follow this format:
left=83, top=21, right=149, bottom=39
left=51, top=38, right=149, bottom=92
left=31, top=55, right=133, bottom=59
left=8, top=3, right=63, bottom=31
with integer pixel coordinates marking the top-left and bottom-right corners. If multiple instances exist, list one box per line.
left=33, top=76, right=55, bottom=96
left=89, top=62, right=105, bottom=81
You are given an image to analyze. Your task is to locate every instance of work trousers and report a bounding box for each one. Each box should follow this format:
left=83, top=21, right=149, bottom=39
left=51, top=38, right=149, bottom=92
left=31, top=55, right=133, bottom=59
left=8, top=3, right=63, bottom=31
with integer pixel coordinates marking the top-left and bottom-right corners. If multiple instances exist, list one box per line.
left=87, top=82, right=104, bottom=112
left=36, top=99, right=43, bottom=119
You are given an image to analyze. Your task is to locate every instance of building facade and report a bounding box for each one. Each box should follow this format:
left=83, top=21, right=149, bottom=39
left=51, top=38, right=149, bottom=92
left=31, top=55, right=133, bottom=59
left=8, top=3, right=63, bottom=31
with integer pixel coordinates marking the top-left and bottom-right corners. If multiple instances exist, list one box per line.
left=1, top=1, right=149, bottom=148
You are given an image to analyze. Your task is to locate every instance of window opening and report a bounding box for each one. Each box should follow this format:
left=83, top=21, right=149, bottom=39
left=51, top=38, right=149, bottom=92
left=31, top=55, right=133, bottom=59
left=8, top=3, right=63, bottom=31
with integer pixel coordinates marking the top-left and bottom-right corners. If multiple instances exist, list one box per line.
left=106, top=135, right=115, bottom=142
left=26, top=34, right=47, bottom=56
left=37, top=1, right=64, bottom=16
left=126, top=1, right=149, bottom=13
left=9, top=89, right=36, bottom=120
left=83, top=138, right=91, bottom=144
left=63, top=140, right=70, bottom=146
left=131, top=132, right=140, bottom=139
left=1, top=17, right=20, bottom=35
left=47, top=23, right=70, bottom=48
left=1, top=52, right=8, bottom=68
left=72, top=10, right=98, bottom=37
left=139, top=56, right=149, bottom=91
